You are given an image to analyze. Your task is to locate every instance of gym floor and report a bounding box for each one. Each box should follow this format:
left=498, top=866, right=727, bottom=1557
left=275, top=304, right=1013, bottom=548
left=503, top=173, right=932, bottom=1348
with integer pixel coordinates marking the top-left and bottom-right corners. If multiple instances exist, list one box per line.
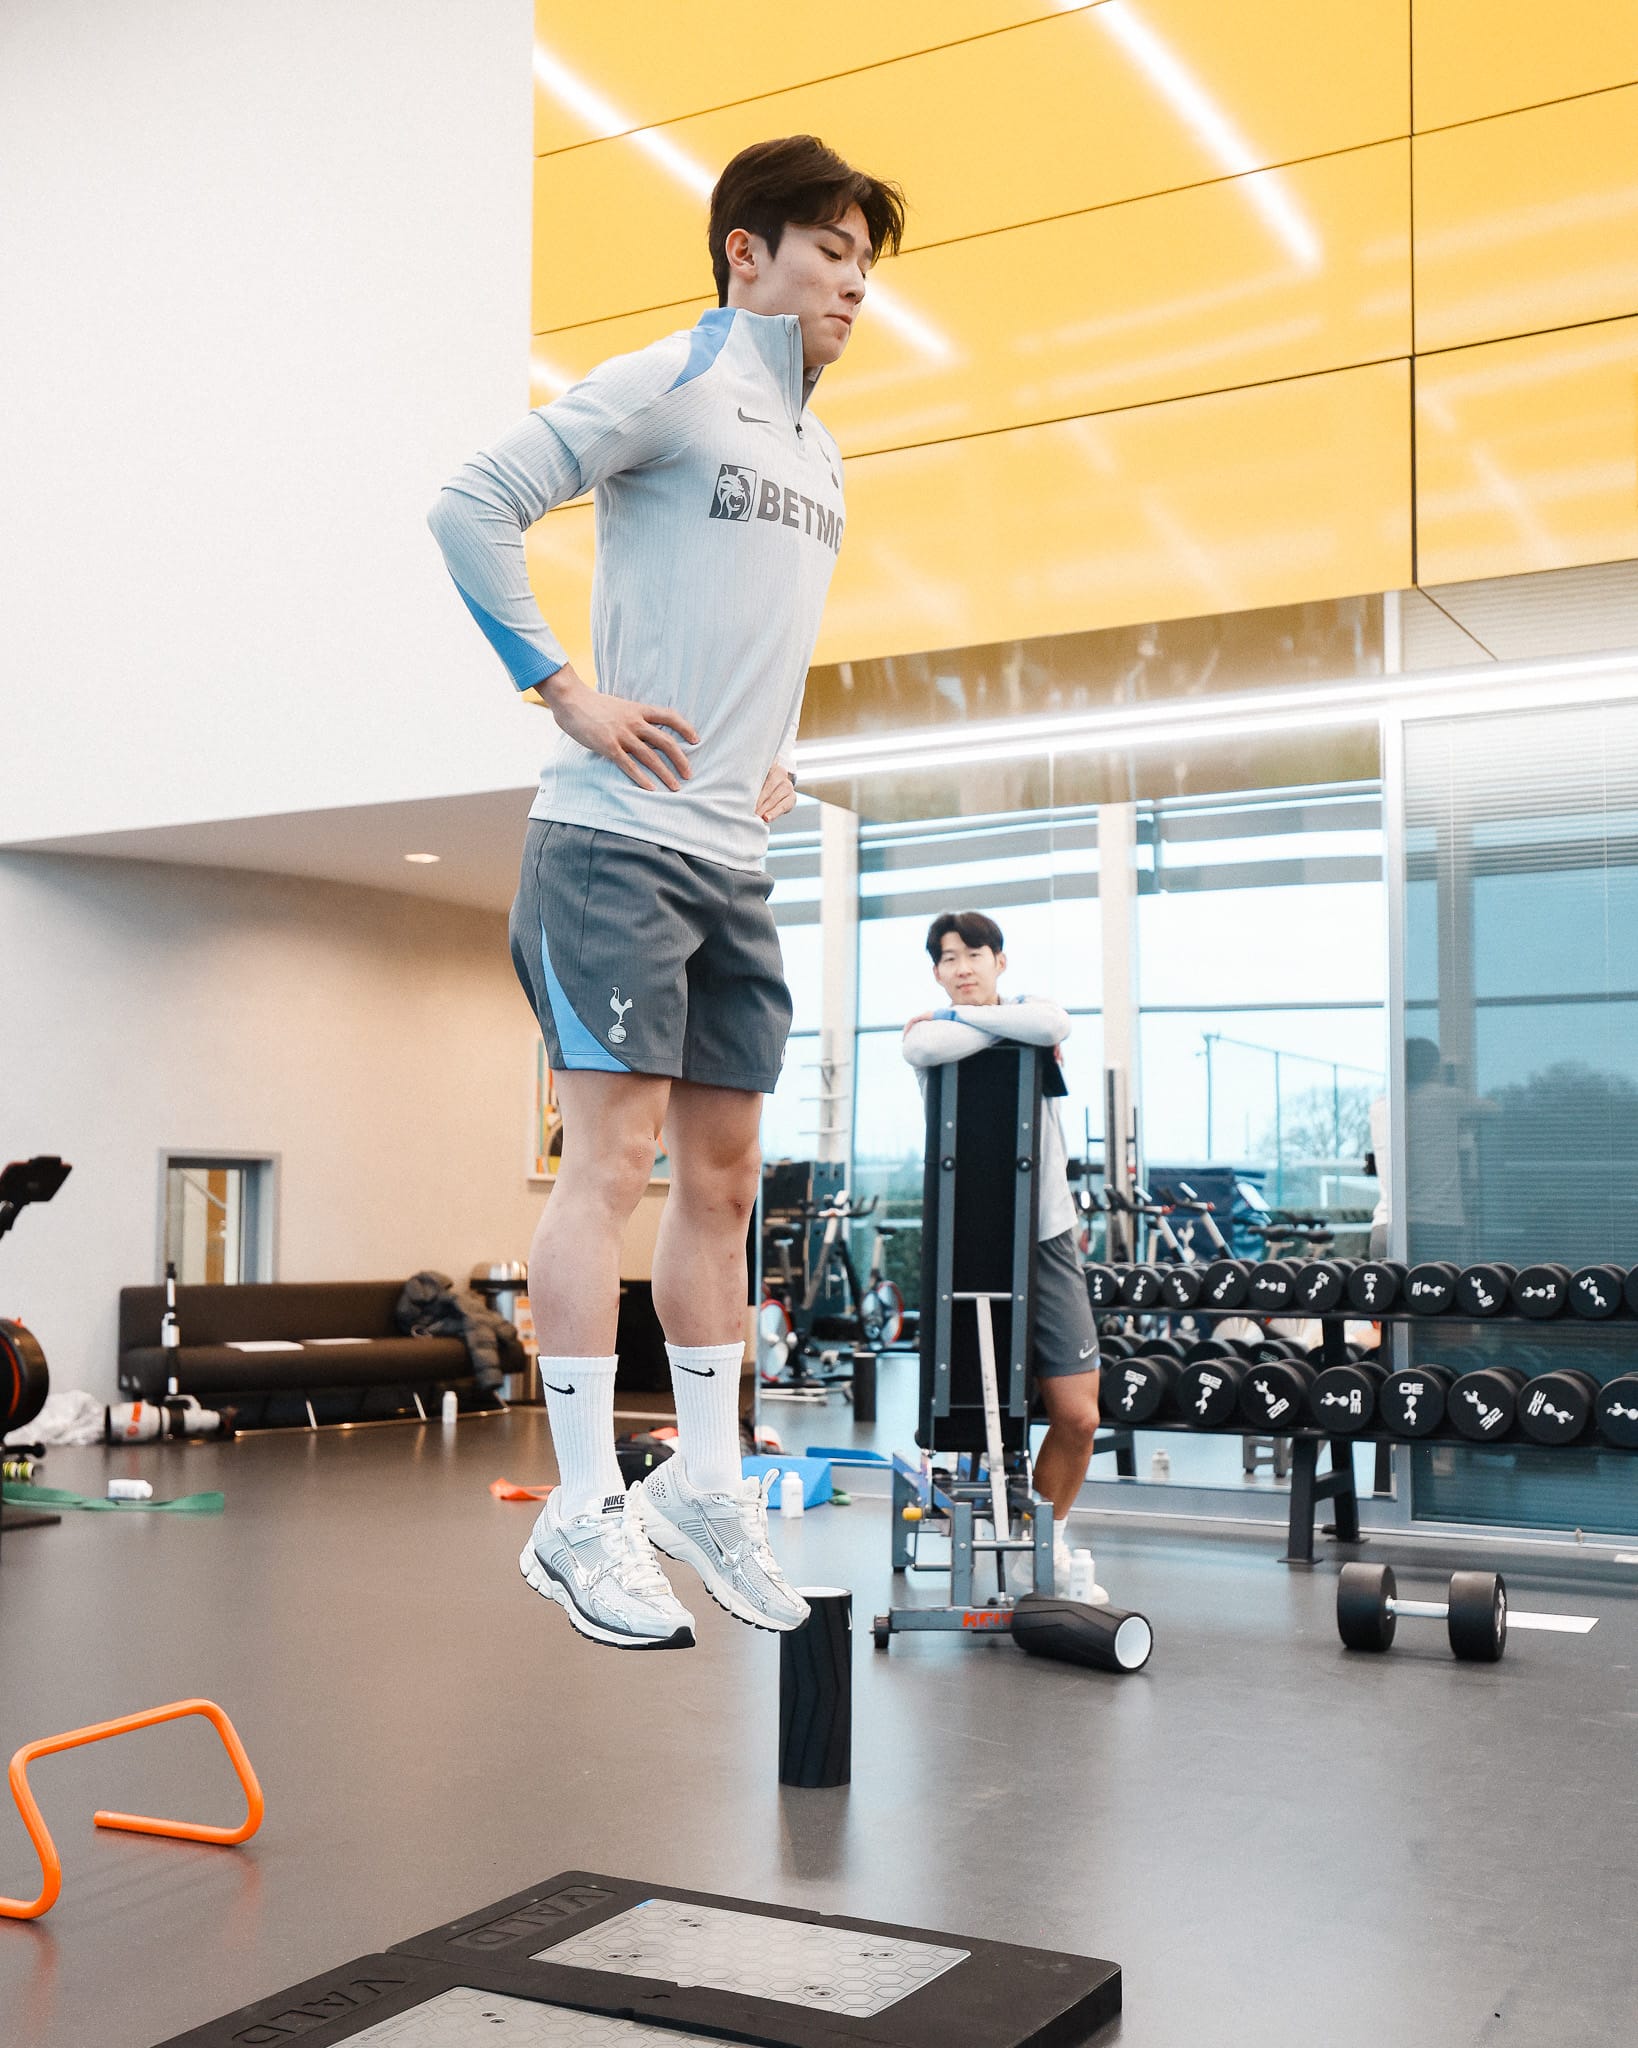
left=1, top=1409, right=1632, bottom=2048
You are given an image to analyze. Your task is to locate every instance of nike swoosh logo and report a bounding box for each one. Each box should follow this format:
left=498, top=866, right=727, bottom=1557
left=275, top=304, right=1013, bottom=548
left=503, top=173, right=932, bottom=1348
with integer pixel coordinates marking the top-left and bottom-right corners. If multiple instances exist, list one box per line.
left=541, top=1380, right=575, bottom=1395
left=672, top=1363, right=716, bottom=1378
left=1079, top=1344, right=1097, bottom=1359
left=737, top=407, right=771, bottom=424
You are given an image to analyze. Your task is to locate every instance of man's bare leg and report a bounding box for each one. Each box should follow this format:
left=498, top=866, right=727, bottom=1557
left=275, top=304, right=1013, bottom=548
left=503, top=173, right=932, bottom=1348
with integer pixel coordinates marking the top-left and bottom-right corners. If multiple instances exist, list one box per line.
left=651, top=1080, right=763, bottom=1344
left=528, top=1070, right=671, bottom=1356
left=1033, top=1369, right=1102, bottom=1537
left=518, top=1067, right=697, bottom=1650
left=635, top=1082, right=810, bottom=1630
left=526, top=1070, right=669, bottom=1517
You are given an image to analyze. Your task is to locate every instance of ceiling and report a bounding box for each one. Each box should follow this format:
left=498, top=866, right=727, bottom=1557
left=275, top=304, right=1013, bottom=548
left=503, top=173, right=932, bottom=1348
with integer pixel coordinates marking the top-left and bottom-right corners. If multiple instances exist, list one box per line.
left=8, top=786, right=543, bottom=914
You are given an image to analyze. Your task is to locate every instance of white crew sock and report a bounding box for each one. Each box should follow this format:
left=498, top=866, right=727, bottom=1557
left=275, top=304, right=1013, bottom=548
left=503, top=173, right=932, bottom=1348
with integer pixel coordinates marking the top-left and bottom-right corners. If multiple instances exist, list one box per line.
left=538, top=1354, right=624, bottom=1520
left=664, top=1341, right=745, bottom=1494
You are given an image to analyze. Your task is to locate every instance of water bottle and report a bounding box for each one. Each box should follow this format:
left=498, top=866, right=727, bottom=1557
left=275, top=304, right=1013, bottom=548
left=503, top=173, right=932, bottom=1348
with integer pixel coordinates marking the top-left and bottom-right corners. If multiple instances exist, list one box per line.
left=160, top=1262, right=181, bottom=1351
left=1069, top=1548, right=1094, bottom=1602
left=778, top=1467, right=805, bottom=1518
left=1149, top=1447, right=1172, bottom=1482
left=441, top=1390, right=458, bottom=1425
left=107, top=1478, right=154, bottom=1502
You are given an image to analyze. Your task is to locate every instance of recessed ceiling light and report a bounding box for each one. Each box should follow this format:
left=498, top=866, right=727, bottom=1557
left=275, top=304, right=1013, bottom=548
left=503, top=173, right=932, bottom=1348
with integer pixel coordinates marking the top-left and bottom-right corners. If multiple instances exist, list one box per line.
left=403, top=853, right=441, bottom=864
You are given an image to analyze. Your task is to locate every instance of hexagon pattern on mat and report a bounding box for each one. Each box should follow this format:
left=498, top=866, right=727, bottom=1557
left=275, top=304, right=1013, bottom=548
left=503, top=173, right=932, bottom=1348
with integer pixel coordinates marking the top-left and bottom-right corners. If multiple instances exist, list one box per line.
left=539, top=1898, right=969, bottom=2018
left=347, top=1984, right=732, bottom=2044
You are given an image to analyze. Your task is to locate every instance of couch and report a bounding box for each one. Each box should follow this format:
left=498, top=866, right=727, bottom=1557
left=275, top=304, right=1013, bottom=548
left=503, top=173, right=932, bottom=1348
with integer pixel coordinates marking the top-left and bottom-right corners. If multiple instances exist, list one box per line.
left=118, top=1280, right=501, bottom=1419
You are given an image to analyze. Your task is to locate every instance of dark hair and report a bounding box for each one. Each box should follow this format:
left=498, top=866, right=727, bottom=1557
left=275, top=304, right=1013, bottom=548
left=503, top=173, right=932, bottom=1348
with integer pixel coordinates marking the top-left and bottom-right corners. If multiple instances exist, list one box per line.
left=926, top=911, right=1005, bottom=965
left=1405, top=1037, right=1442, bottom=1086
left=708, top=136, right=906, bottom=307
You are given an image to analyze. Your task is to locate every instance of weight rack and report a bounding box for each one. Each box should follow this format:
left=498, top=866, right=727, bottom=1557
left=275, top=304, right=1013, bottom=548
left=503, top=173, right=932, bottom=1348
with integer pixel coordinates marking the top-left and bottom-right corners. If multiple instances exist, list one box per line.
left=1099, top=1307, right=1637, bottom=1566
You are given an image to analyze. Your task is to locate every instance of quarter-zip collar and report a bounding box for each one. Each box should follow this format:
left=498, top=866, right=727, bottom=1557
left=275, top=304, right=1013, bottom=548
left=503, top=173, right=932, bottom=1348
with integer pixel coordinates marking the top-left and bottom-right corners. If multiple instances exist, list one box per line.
left=695, top=305, right=824, bottom=429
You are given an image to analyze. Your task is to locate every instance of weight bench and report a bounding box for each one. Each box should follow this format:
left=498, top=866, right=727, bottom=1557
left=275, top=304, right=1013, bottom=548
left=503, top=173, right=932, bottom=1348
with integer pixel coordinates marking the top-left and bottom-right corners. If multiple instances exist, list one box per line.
left=877, top=1044, right=1056, bottom=1639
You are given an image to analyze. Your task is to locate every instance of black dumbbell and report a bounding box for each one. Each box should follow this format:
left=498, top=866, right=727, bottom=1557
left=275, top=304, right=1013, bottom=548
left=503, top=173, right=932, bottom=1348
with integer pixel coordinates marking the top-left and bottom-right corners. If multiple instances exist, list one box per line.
left=1244, top=1261, right=1297, bottom=1312
left=1249, top=1337, right=1302, bottom=1363
left=1517, top=1369, right=1599, bottom=1445
left=1160, top=1265, right=1203, bottom=1310
left=1454, top=1263, right=1516, bottom=1317
left=1626, top=1267, right=1638, bottom=1316
left=1310, top=1357, right=1386, bottom=1433
left=1136, top=1335, right=1188, bottom=1362
left=1379, top=1363, right=1452, bottom=1437
left=1347, top=1261, right=1406, bottom=1314
left=1449, top=1365, right=1527, bottom=1441
left=1120, top=1264, right=1167, bottom=1310
left=1291, top=1260, right=1350, bottom=1313
left=1176, top=1354, right=1246, bottom=1426
left=1404, top=1262, right=1460, bottom=1315
left=1109, top=1353, right=1179, bottom=1424
left=1199, top=1259, right=1251, bottom=1310
left=1098, top=1332, right=1134, bottom=1361
left=1238, top=1356, right=1315, bottom=1432
left=1595, top=1374, right=1638, bottom=1447
left=1569, top=1265, right=1625, bottom=1320
left=1183, top=1337, right=1228, bottom=1364
left=1084, top=1265, right=1125, bottom=1310
left=1510, top=1265, right=1572, bottom=1319
left=1337, top=1562, right=1506, bottom=1663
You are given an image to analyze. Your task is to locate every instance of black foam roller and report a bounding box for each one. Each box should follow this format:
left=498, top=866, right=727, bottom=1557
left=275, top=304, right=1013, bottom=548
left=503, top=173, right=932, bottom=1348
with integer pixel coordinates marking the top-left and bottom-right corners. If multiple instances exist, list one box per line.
left=779, top=1588, right=851, bottom=1787
left=1010, top=1594, right=1153, bottom=1674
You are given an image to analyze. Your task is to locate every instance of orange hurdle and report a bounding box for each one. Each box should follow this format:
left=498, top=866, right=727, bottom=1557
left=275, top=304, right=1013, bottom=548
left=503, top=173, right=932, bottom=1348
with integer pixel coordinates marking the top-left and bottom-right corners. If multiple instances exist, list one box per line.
left=1, top=1697, right=263, bottom=1920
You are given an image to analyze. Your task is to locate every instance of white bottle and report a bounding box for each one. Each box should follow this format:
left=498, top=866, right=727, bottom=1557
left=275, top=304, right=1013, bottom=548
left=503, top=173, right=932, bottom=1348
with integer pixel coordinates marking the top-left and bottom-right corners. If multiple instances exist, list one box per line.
left=107, top=1478, right=154, bottom=1502
left=1149, top=1447, right=1172, bottom=1482
left=441, top=1390, right=458, bottom=1425
left=778, top=1467, right=805, bottom=1518
left=1069, top=1548, right=1094, bottom=1602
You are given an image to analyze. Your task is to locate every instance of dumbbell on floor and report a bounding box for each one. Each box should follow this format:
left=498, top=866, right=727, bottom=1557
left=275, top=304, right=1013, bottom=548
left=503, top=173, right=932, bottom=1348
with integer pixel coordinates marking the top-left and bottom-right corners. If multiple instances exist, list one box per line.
left=1337, top=1562, right=1507, bottom=1663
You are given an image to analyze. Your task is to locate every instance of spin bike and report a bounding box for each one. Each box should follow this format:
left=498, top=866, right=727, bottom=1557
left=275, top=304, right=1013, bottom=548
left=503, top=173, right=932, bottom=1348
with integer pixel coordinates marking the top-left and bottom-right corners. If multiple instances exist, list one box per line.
left=758, top=1190, right=888, bottom=1401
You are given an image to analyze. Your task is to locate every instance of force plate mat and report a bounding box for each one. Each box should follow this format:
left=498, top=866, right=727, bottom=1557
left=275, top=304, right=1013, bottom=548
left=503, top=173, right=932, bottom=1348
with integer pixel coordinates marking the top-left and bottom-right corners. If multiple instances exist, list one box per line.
left=156, top=1869, right=1121, bottom=2048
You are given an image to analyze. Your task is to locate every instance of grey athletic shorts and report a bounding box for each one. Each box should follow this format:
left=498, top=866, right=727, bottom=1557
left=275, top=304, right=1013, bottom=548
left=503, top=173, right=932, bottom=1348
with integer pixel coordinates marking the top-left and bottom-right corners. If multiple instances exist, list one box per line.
left=1033, top=1229, right=1101, bottom=1380
left=508, top=819, right=793, bottom=1094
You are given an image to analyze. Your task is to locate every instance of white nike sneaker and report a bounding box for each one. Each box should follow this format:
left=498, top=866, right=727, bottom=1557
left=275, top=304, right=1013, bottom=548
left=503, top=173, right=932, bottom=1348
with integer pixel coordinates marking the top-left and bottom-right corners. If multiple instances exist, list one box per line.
left=520, top=1489, right=696, bottom=1650
left=1009, top=1533, right=1109, bottom=1603
left=634, top=1461, right=811, bottom=1632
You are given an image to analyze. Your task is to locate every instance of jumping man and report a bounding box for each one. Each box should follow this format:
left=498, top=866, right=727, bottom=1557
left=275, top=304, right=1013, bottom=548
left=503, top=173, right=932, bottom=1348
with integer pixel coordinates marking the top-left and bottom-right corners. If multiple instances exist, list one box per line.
left=429, top=137, right=905, bottom=1648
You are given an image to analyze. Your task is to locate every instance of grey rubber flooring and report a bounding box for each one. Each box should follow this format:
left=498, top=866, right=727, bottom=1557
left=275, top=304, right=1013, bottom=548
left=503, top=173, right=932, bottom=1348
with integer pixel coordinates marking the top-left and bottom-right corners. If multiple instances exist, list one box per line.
left=0, top=1408, right=1633, bottom=2047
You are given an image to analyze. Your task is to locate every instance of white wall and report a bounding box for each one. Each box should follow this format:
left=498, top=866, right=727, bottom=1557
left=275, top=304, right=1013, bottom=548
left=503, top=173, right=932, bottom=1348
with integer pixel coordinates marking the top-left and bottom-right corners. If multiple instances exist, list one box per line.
left=0, top=852, right=548, bottom=1400
left=0, top=0, right=543, bottom=846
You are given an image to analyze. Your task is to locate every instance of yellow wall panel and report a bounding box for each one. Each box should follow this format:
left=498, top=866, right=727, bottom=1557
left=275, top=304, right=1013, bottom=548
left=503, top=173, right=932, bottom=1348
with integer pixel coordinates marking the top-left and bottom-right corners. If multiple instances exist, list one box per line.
left=533, top=144, right=1410, bottom=456
left=526, top=361, right=1411, bottom=676
left=1414, top=0, right=1638, bottom=131
left=1414, top=86, right=1638, bottom=353
left=1416, top=317, right=1638, bottom=584
left=532, top=0, right=1060, bottom=156
left=532, top=0, right=1408, bottom=331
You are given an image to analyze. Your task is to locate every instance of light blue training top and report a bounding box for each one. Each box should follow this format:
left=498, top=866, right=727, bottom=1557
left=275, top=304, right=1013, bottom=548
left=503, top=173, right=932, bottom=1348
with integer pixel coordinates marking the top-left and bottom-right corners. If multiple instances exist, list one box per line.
left=428, top=306, right=845, bottom=873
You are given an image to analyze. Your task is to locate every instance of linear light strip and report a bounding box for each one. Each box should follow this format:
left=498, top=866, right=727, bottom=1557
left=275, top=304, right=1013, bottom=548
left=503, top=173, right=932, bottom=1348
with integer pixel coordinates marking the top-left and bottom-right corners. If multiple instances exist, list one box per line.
left=793, top=648, right=1638, bottom=782
left=532, top=43, right=952, bottom=362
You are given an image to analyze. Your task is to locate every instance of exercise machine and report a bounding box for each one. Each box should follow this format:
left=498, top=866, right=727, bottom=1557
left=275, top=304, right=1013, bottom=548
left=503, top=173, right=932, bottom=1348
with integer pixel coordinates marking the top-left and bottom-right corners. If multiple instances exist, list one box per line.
left=1, top=1155, right=71, bottom=1556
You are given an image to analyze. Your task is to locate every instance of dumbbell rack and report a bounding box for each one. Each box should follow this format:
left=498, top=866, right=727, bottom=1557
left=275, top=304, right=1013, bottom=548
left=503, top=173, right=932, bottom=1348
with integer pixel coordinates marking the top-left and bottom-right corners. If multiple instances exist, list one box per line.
left=1103, top=1308, right=1637, bottom=1567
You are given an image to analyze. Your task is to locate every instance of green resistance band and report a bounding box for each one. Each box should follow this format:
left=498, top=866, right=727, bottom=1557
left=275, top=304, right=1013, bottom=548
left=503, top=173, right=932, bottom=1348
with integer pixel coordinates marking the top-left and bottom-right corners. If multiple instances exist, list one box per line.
left=3, top=1483, right=225, bottom=1515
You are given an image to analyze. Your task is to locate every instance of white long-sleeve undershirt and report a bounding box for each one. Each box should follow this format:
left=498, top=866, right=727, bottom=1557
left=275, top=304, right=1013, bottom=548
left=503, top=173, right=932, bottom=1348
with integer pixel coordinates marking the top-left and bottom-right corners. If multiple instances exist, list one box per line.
left=902, top=996, right=1076, bottom=1239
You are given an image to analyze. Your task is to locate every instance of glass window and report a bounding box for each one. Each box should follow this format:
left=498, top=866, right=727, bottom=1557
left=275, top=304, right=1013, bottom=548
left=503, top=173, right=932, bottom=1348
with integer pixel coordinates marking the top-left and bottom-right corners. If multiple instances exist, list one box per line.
left=761, top=1032, right=819, bottom=1162
left=1139, top=1009, right=1386, bottom=1213
left=774, top=919, right=822, bottom=1036
left=1139, top=883, right=1386, bottom=1008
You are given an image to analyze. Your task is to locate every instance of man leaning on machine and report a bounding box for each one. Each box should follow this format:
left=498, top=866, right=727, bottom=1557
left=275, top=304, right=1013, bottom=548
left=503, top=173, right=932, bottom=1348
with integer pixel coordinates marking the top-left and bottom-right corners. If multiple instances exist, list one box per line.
left=902, top=910, right=1110, bottom=1604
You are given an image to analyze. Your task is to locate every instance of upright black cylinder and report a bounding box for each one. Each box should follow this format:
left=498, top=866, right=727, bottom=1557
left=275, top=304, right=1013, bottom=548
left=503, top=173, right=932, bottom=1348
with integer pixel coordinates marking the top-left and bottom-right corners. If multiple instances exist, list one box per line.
left=779, top=1588, right=852, bottom=1787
